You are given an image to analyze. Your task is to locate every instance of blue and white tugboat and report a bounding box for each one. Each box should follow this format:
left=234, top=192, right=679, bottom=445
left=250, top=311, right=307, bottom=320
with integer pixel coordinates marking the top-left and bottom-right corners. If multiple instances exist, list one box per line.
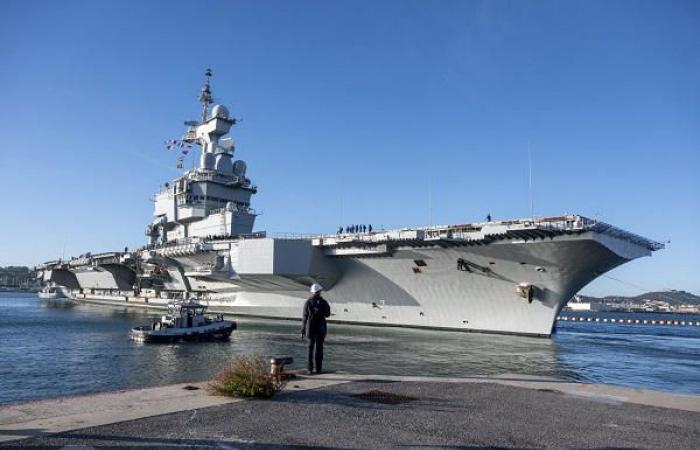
left=38, top=283, right=67, bottom=300
left=129, top=300, right=236, bottom=343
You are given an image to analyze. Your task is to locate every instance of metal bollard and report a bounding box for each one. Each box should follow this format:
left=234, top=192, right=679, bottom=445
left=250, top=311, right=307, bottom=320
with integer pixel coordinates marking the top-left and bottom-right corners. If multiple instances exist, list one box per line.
left=270, top=357, right=294, bottom=382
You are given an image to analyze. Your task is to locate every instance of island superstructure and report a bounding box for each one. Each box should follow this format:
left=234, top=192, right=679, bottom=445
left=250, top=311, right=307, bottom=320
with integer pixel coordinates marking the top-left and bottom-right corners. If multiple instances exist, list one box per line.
left=38, top=70, right=664, bottom=337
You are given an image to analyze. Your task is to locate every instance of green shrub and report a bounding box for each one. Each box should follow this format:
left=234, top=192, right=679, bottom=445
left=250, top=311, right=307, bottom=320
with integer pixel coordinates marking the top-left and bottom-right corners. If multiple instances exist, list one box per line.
left=208, top=355, right=281, bottom=398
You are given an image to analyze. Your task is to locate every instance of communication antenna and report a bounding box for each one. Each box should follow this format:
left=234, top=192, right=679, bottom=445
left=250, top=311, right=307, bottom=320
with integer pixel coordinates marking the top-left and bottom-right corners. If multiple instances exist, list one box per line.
left=428, top=178, right=433, bottom=227
left=199, top=68, right=213, bottom=122
left=528, top=139, right=534, bottom=220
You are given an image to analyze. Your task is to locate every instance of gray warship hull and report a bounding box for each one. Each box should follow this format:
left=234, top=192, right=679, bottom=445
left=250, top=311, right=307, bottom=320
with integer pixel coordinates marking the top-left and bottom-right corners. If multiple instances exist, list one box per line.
left=40, top=217, right=661, bottom=337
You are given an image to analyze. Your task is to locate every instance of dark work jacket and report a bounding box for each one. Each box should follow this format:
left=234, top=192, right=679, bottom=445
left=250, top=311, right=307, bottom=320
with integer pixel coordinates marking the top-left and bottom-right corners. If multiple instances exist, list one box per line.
left=301, top=295, right=331, bottom=338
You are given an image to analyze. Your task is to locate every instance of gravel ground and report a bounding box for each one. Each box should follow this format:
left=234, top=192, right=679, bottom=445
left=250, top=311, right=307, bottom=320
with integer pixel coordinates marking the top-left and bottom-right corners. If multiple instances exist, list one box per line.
left=3, top=380, right=699, bottom=449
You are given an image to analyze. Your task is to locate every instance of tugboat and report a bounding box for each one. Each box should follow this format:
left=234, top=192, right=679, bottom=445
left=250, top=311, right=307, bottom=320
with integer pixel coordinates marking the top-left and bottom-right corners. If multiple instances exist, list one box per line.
left=129, top=300, right=236, bottom=343
left=38, top=283, right=67, bottom=300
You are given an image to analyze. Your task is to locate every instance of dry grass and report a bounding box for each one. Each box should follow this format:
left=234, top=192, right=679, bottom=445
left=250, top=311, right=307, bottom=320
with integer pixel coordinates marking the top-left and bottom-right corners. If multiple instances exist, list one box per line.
left=208, top=355, right=282, bottom=398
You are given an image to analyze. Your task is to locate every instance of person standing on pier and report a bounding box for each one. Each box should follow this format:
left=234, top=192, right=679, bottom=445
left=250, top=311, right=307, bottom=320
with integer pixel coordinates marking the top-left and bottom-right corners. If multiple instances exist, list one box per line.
left=301, top=283, right=331, bottom=374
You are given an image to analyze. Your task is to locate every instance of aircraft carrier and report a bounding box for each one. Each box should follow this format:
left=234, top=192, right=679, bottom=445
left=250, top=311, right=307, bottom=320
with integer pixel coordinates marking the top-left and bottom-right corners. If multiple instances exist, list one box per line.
left=38, top=70, right=664, bottom=337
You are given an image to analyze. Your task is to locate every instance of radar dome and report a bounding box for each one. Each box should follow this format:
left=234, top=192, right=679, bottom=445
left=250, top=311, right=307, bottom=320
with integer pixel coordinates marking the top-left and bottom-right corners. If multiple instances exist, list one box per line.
left=211, top=104, right=229, bottom=119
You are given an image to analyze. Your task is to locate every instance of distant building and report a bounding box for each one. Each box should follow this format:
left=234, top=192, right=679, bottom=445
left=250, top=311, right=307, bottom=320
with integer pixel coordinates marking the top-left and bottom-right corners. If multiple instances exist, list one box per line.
left=565, top=295, right=602, bottom=311
left=568, top=302, right=592, bottom=311
left=676, top=305, right=700, bottom=314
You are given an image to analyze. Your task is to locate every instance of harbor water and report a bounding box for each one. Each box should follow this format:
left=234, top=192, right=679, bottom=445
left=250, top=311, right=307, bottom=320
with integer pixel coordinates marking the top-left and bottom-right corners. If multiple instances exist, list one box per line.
left=1, top=292, right=699, bottom=405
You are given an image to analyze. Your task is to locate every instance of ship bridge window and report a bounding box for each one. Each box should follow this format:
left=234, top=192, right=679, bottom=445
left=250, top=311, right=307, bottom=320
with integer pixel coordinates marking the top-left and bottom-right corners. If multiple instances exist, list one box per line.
left=414, top=259, right=427, bottom=267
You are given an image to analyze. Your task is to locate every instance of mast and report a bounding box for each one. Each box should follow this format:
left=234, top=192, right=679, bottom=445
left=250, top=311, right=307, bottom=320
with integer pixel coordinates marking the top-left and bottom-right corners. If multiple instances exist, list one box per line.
left=199, top=68, right=213, bottom=123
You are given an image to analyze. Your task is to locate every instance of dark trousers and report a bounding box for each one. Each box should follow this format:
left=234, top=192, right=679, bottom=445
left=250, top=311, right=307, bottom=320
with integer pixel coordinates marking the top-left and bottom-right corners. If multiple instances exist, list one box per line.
left=307, top=334, right=325, bottom=372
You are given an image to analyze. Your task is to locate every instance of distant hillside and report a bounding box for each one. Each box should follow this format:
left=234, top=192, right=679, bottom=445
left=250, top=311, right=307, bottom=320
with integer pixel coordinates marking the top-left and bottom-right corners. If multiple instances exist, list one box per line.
left=0, top=266, right=34, bottom=288
left=578, top=290, right=700, bottom=306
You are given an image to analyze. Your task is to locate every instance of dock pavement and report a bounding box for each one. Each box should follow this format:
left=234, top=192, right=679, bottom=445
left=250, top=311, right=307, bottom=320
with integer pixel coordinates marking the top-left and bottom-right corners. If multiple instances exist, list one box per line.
left=1, top=373, right=699, bottom=449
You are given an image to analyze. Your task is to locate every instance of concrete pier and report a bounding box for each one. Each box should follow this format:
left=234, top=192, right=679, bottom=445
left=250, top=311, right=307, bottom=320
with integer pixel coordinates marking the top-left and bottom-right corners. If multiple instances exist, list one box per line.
left=1, top=374, right=699, bottom=449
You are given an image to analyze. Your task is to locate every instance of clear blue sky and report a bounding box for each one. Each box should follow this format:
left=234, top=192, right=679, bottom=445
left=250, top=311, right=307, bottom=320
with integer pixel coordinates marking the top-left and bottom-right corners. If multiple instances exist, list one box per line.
left=1, top=0, right=698, bottom=296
